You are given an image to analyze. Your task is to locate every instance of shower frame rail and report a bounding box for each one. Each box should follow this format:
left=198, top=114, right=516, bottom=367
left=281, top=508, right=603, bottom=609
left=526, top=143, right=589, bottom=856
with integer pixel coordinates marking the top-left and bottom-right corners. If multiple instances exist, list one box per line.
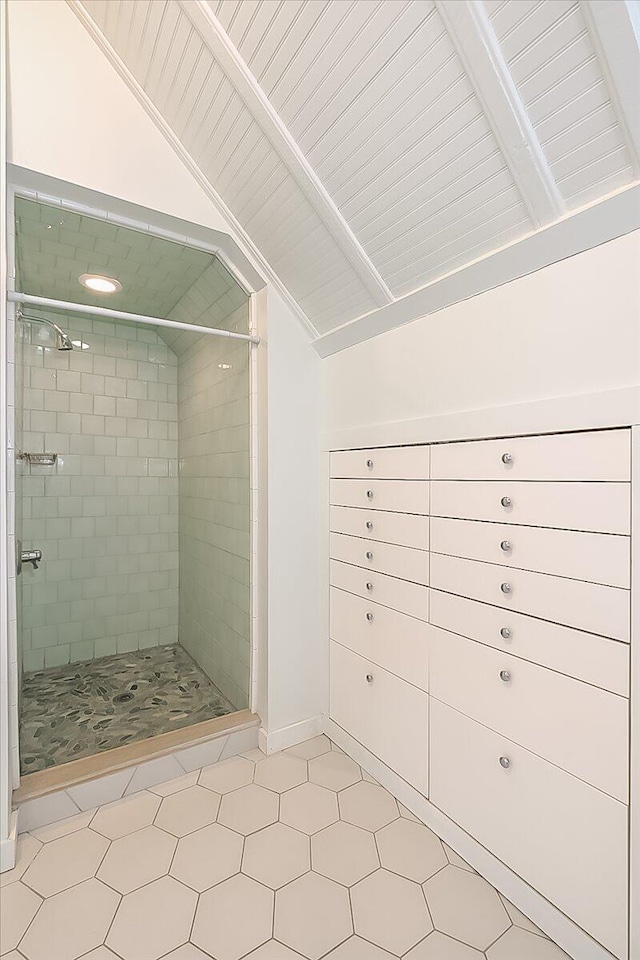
left=8, top=291, right=261, bottom=344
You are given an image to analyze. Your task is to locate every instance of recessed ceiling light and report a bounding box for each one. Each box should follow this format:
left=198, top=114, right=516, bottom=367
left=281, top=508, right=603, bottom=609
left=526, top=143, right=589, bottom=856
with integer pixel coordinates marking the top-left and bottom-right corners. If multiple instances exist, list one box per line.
left=79, top=273, right=122, bottom=294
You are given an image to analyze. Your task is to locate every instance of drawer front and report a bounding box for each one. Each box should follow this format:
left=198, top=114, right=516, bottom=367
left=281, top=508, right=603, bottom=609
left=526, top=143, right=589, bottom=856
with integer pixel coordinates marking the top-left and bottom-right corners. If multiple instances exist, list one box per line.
left=331, top=446, right=428, bottom=479
left=330, top=560, right=429, bottom=621
left=331, top=479, right=428, bottom=515
left=430, top=554, right=629, bottom=640
left=330, top=588, right=429, bottom=691
left=431, top=629, right=628, bottom=801
left=430, top=590, right=629, bottom=696
left=330, top=505, right=429, bottom=550
left=430, top=517, right=629, bottom=587
left=431, top=480, right=630, bottom=534
left=430, top=701, right=628, bottom=959
left=330, top=533, right=428, bottom=585
left=431, top=429, right=630, bottom=481
left=330, top=641, right=429, bottom=794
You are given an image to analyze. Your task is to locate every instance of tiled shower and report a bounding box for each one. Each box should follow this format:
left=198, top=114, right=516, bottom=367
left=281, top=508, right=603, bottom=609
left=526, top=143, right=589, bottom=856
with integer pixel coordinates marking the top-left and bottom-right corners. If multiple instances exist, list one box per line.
left=19, top=314, right=180, bottom=671
left=13, top=198, right=253, bottom=773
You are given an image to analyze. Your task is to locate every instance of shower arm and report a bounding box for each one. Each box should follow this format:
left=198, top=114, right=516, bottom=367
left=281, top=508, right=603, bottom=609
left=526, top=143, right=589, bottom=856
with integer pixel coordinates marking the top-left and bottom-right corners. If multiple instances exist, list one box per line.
left=16, top=309, right=74, bottom=350
left=9, top=292, right=261, bottom=344
left=17, top=309, right=69, bottom=339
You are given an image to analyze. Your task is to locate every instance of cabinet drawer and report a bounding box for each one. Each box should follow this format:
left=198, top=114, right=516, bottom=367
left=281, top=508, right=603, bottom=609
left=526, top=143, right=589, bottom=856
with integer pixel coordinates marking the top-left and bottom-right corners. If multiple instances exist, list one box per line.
left=330, top=506, right=429, bottom=550
left=330, top=533, right=428, bottom=585
left=431, top=480, right=630, bottom=534
left=330, top=560, right=428, bottom=621
left=430, top=701, right=628, bottom=959
left=331, top=446, right=428, bottom=479
left=331, top=479, right=428, bottom=515
left=330, top=641, right=429, bottom=794
left=430, top=591, right=629, bottom=696
left=431, top=629, right=628, bottom=801
left=430, top=554, right=629, bottom=640
left=430, top=517, right=629, bottom=587
left=330, top=588, right=429, bottom=691
left=431, top=429, right=630, bottom=481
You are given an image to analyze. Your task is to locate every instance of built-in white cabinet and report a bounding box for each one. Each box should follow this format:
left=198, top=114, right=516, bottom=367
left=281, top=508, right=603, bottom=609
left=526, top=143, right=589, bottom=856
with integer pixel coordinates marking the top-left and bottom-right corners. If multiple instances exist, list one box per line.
left=328, top=428, right=631, bottom=960
left=430, top=699, right=629, bottom=960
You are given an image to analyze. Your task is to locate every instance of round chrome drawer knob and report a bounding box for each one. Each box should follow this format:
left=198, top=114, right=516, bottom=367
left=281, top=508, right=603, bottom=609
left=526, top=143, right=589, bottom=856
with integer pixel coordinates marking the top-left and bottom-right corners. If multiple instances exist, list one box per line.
left=366, top=612, right=374, bottom=622
left=500, top=496, right=512, bottom=508
left=499, top=670, right=511, bottom=683
left=366, top=551, right=373, bottom=560
left=501, top=453, right=513, bottom=464
left=500, top=540, right=511, bottom=552
left=499, top=756, right=511, bottom=769
left=366, top=582, right=374, bottom=591
left=366, top=521, right=374, bottom=531
left=500, top=582, right=512, bottom=594
left=500, top=627, right=511, bottom=639
left=366, top=459, right=374, bottom=469
left=366, top=489, right=374, bottom=500
left=366, top=674, right=374, bottom=683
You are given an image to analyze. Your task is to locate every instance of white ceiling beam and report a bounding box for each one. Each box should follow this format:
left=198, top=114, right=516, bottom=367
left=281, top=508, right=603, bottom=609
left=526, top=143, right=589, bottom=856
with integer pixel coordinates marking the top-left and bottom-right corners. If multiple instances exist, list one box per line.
left=180, top=0, right=394, bottom=310
left=582, top=0, right=640, bottom=177
left=435, top=0, right=565, bottom=229
left=314, top=183, right=640, bottom=358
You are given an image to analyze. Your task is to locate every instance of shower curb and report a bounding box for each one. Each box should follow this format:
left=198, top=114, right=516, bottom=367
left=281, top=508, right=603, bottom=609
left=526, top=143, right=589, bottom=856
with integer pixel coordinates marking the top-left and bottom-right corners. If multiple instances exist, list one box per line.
left=13, top=712, right=259, bottom=834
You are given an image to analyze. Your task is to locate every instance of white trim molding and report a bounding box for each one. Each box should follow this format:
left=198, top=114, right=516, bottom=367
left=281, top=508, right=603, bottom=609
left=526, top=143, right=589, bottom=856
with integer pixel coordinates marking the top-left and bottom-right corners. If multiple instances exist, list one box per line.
left=259, top=716, right=325, bottom=756
left=179, top=0, right=394, bottom=310
left=0, top=811, right=18, bottom=873
left=435, top=0, right=565, bottom=228
left=314, top=183, right=640, bottom=357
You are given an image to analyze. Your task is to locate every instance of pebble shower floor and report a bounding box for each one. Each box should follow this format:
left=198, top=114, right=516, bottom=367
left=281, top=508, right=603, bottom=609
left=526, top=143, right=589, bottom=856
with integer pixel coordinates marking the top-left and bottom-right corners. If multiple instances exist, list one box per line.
left=19, top=644, right=235, bottom=773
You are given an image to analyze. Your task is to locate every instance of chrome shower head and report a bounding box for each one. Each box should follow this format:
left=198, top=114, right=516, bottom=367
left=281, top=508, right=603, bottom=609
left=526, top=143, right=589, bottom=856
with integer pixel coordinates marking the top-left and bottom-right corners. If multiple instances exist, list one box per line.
left=18, top=311, right=74, bottom=351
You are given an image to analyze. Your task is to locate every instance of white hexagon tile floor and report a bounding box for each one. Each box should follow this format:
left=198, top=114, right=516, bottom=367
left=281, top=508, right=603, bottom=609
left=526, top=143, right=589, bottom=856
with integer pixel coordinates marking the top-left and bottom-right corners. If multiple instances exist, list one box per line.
left=0, top=736, right=572, bottom=960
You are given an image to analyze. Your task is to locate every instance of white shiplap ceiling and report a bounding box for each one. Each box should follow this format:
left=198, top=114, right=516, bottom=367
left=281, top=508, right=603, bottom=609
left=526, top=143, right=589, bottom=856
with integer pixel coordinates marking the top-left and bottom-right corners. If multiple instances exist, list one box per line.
left=72, top=0, right=640, bottom=340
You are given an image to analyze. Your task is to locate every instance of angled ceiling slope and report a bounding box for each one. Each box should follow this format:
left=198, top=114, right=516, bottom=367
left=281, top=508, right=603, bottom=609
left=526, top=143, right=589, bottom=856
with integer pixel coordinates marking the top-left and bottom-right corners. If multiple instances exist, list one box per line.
left=72, top=0, right=640, bottom=341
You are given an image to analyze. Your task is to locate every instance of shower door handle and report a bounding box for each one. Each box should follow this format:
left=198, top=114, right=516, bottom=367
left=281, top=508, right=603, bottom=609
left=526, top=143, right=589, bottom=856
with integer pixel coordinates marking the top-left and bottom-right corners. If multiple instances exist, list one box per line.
left=19, top=548, right=43, bottom=572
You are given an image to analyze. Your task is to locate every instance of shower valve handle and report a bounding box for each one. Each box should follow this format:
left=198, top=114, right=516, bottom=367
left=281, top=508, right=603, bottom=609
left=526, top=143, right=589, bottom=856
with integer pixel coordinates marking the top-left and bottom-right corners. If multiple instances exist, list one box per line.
left=20, top=549, right=42, bottom=571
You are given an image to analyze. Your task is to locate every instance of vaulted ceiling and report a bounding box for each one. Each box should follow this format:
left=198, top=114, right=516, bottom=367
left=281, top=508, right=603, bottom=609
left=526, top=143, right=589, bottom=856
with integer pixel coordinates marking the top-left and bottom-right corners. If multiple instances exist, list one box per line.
left=72, top=0, right=640, bottom=341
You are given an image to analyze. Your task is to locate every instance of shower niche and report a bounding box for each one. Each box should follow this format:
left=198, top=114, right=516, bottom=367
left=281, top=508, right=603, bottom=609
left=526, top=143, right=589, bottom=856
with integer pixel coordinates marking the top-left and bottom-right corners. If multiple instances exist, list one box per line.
left=13, top=196, right=255, bottom=774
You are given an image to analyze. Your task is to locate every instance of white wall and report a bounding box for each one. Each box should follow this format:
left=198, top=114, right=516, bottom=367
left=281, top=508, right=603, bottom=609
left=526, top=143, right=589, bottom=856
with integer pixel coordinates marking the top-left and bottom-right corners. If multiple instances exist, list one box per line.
left=4, top=0, right=323, bottom=749
left=266, top=289, right=325, bottom=739
left=6, top=0, right=229, bottom=233
left=323, top=231, right=640, bottom=438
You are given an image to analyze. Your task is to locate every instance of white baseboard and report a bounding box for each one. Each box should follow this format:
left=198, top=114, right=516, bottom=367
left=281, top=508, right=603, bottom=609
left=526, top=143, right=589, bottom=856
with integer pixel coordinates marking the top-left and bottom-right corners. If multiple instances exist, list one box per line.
left=0, top=810, right=18, bottom=873
left=324, top=718, right=618, bottom=960
left=260, top=715, right=324, bottom=755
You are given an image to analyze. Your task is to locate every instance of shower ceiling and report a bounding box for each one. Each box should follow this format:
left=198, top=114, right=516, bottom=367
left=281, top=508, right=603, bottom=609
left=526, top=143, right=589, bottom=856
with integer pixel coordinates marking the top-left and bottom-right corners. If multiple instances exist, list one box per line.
left=14, top=197, right=249, bottom=351
left=15, top=197, right=216, bottom=316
